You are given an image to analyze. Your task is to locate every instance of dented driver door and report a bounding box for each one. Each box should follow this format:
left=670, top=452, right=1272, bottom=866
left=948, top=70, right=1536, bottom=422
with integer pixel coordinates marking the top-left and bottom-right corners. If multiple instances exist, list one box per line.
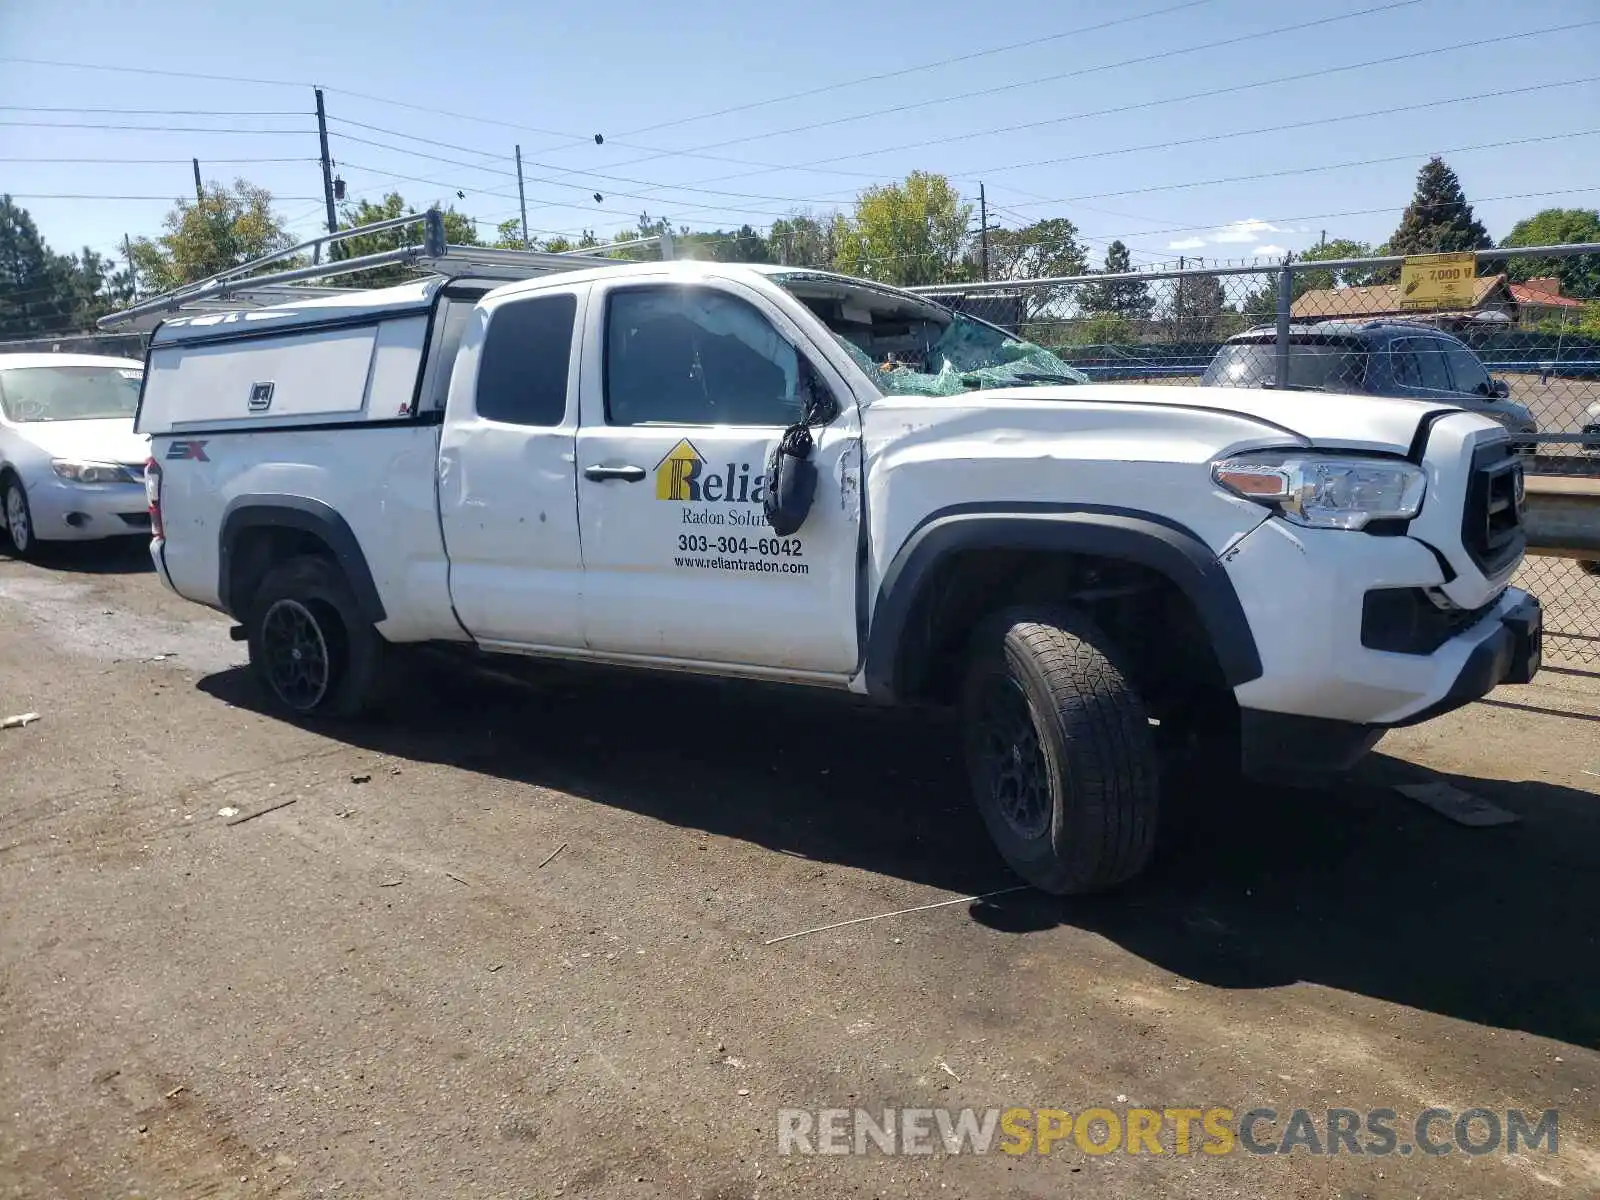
left=574, top=277, right=862, bottom=676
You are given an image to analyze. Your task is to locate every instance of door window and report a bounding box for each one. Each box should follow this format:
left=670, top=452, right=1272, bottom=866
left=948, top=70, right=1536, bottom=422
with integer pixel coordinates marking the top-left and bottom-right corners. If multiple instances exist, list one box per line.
left=1411, top=338, right=1455, bottom=391
left=1441, top=341, right=1491, bottom=395
left=475, top=293, right=578, bottom=426
left=605, top=286, right=803, bottom=426
left=1388, top=342, right=1422, bottom=388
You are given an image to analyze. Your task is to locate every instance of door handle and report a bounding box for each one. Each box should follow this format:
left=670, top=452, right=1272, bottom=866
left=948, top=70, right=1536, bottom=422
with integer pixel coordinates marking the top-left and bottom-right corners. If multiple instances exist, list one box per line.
left=584, top=463, right=647, bottom=482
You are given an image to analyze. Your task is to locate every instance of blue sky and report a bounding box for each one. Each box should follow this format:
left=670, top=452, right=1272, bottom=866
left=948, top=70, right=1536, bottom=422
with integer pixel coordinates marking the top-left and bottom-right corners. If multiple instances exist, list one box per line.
left=2, top=0, right=1597, bottom=270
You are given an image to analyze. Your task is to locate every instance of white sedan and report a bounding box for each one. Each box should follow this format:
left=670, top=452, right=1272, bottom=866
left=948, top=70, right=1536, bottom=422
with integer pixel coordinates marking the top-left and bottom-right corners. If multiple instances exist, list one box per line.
left=0, top=354, right=151, bottom=558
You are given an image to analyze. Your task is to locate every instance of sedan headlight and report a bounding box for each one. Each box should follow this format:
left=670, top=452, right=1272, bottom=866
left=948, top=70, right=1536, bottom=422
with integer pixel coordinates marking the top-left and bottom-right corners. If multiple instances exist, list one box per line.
left=1212, top=453, right=1426, bottom=530
left=51, top=459, right=133, bottom=484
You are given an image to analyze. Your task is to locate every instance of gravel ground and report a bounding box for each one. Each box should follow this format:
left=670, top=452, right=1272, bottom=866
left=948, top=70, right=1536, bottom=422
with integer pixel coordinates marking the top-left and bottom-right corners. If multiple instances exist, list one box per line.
left=1, top=541, right=1597, bottom=1199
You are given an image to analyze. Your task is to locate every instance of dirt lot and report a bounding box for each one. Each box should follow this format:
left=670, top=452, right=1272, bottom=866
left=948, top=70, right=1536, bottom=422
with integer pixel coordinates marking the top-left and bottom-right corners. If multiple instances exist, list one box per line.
left=2, top=542, right=1597, bottom=1199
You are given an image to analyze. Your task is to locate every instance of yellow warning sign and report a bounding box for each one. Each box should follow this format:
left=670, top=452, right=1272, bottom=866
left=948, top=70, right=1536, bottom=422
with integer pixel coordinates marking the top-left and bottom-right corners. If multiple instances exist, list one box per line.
left=1399, top=252, right=1478, bottom=310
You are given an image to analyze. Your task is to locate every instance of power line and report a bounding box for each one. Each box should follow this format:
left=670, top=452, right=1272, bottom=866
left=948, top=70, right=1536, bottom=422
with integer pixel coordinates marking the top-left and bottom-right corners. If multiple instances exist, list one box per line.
left=0, top=58, right=306, bottom=88
left=961, top=76, right=1598, bottom=182
left=9, top=192, right=324, bottom=201
left=0, top=156, right=316, bottom=164
left=648, top=19, right=1600, bottom=194
left=332, top=146, right=817, bottom=226
left=1006, top=128, right=1600, bottom=209
left=328, top=118, right=886, bottom=206
left=614, top=0, right=1218, bottom=137
left=0, top=105, right=307, bottom=116
left=576, top=0, right=1427, bottom=177
left=0, top=120, right=309, bottom=134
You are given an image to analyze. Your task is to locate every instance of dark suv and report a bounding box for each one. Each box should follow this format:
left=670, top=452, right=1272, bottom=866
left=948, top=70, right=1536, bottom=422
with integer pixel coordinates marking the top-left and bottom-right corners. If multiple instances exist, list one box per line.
left=1203, top=321, right=1537, bottom=444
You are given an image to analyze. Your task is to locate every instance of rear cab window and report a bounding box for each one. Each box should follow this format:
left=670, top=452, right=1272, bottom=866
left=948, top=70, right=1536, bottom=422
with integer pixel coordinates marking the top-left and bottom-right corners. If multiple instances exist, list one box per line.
left=475, top=293, right=579, bottom=426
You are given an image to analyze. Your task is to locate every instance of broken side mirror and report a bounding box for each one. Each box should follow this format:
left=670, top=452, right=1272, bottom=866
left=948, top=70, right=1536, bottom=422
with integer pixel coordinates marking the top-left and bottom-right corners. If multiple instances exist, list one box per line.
left=763, top=361, right=834, bottom=536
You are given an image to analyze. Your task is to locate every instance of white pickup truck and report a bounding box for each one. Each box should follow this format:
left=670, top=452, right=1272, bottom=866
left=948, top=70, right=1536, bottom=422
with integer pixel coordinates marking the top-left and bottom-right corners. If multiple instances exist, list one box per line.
left=122, top=228, right=1541, bottom=893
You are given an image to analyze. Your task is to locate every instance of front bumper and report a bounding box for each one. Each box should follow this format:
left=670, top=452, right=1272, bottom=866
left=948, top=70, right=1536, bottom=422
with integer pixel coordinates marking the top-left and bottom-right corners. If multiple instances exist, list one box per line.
left=1240, top=592, right=1541, bottom=779
left=22, top=475, right=149, bottom=542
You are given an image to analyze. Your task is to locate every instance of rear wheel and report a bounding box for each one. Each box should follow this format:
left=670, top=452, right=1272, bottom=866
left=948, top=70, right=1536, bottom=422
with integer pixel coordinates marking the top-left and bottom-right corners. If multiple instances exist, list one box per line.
left=246, top=555, right=385, bottom=718
left=961, top=606, right=1160, bottom=895
left=3, top=477, right=38, bottom=560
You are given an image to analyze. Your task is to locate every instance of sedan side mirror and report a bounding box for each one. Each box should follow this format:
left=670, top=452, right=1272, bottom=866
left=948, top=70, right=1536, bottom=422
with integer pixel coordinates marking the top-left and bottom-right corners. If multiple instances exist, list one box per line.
left=1492, top=378, right=1510, bottom=399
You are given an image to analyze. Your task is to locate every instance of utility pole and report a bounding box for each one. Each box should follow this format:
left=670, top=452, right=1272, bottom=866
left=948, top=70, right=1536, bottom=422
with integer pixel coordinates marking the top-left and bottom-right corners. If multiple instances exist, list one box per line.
left=1176, top=255, right=1185, bottom=330
left=315, top=88, right=338, bottom=239
left=515, top=144, right=530, bottom=249
left=979, top=183, right=989, bottom=282
left=191, top=158, right=203, bottom=203
left=123, top=234, right=137, bottom=302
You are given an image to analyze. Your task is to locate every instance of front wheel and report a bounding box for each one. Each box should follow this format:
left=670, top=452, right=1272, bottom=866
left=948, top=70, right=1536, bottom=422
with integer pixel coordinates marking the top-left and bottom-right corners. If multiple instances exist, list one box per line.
left=962, top=606, right=1159, bottom=895
left=3, top=477, right=38, bottom=560
left=246, top=555, right=386, bottom=718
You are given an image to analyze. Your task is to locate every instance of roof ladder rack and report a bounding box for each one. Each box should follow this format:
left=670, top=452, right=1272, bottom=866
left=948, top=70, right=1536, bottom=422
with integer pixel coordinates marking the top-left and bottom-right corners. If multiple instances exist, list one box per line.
left=99, top=210, right=669, bottom=330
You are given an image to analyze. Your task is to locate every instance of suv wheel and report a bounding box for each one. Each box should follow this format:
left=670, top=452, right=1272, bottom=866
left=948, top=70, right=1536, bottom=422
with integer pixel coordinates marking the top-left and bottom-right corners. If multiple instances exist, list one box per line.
left=961, top=606, right=1159, bottom=894
left=246, top=555, right=385, bottom=717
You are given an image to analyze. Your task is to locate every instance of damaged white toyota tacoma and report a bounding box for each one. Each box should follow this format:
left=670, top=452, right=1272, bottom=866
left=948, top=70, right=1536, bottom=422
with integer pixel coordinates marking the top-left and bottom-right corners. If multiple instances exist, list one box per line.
left=123, top=243, right=1542, bottom=893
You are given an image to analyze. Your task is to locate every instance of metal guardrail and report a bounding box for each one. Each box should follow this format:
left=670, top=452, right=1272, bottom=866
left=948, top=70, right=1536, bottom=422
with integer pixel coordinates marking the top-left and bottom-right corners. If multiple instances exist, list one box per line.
left=1524, top=475, right=1600, bottom=556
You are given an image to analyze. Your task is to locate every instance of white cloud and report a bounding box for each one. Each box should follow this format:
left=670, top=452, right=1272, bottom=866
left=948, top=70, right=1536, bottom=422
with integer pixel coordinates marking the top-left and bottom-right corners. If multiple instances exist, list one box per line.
left=1253, top=244, right=1288, bottom=257
left=1167, top=236, right=1207, bottom=250
left=1210, top=218, right=1282, bottom=244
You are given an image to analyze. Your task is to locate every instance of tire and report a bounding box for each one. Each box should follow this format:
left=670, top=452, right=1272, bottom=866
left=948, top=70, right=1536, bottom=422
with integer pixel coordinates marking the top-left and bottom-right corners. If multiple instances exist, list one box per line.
left=3, top=476, right=39, bottom=561
left=246, top=555, right=386, bottom=718
left=1581, top=560, right=1600, bottom=577
left=961, top=606, right=1159, bottom=895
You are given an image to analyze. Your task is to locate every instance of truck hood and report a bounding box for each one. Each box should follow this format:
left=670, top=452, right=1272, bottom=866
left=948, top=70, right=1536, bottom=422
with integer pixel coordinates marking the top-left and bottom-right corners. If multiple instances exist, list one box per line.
left=10, top=418, right=149, bottom=466
left=971, top=383, right=1481, bottom=454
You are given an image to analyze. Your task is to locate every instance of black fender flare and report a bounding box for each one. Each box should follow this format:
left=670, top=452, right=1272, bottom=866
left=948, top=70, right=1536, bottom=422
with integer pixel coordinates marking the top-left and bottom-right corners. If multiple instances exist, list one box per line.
left=218, top=495, right=386, bottom=623
left=862, top=504, right=1263, bottom=702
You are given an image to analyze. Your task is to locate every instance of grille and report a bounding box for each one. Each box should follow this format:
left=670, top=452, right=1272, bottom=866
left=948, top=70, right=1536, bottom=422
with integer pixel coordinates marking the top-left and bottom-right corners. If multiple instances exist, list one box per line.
left=1460, top=443, right=1525, bottom=575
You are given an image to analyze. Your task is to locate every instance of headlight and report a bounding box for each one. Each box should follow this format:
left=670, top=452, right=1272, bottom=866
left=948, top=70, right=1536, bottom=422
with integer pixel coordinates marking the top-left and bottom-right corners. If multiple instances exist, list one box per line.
left=51, top=459, right=131, bottom=484
left=1212, top=453, right=1426, bottom=530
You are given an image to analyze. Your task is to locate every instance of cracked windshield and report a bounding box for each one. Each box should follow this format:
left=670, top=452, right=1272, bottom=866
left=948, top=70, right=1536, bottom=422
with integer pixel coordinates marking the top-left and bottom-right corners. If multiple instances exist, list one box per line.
left=774, top=271, right=1088, bottom=395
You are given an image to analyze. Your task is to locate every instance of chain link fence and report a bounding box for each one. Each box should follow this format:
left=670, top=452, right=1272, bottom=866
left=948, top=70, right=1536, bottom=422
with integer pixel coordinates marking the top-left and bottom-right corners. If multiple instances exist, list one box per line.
left=7, top=247, right=1597, bottom=665
left=918, top=242, right=1600, bottom=667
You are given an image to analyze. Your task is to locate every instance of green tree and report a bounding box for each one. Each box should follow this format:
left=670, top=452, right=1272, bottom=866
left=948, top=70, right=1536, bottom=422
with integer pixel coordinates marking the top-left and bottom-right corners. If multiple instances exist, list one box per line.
left=1170, top=268, right=1226, bottom=341
left=1387, top=157, right=1491, bottom=258
left=767, top=213, right=842, bottom=269
left=128, top=179, right=292, bottom=293
left=1077, top=241, right=1152, bottom=321
left=63, top=247, right=132, bottom=327
left=1497, top=207, right=1600, bottom=299
left=492, top=217, right=529, bottom=250
left=679, top=223, right=771, bottom=263
left=834, top=172, right=972, bottom=286
left=334, top=192, right=480, bottom=286
left=1061, top=310, right=1135, bottom=347
left=1295, top=238, right=1381, bottom=290
left=985, top=217, right=1088, bottom=323
left=0, top=196, right=77, bottom=335
left=0, top=198, right=128, bottom=335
